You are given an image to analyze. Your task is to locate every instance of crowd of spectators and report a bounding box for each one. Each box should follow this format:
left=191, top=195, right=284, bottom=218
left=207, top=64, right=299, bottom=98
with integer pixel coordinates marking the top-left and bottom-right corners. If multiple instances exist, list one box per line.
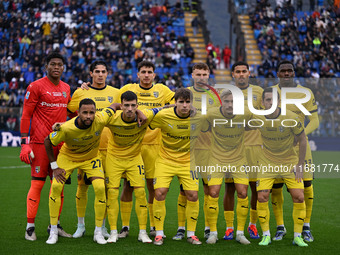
left=0, top=0, right=198, bottom=131
left=248, top=0, right=340, bottom=137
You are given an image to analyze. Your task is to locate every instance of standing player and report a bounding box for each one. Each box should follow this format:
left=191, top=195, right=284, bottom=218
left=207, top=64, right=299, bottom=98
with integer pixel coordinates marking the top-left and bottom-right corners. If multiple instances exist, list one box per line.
left=270, top=61, right=319, bottom=242
left=67, top=60, right=119, bottom=238
left=104, top=91, right=159, bottom=243
left=20, top=52, right=72, bottom=241
left=173, top=63, right=220, bottom=241
left=203, top=90, right=252, bottom=245
left=117, top=61, right=174, bottom=238
left=150, top=88, right=202, bottom=246
left=44, top=98, right=114, bottom=244
left=223, top=62, right=263, bottom=241
left=254, top=88, right=308, bottom=247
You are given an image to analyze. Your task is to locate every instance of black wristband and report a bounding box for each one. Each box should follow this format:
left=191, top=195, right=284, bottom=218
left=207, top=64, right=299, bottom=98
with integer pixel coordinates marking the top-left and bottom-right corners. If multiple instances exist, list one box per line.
left=21, top=137, right=28, bottom=145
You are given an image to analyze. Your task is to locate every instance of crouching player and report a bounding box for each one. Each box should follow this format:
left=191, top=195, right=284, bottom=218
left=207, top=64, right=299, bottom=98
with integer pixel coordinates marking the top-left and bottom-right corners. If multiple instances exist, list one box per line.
left=254, top=88, right=308, bottom=247
left=44, top=98, right=114, bottom=245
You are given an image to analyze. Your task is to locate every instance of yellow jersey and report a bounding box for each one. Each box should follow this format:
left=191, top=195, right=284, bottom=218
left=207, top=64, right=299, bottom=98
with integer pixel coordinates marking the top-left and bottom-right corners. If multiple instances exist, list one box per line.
left=254, top=109, right=304, bottom=164
left=106, top=109, right=158, bottom=159
left=67, top=85, right=119, bottom=150
left=272, top=84, right=318, bottom=127
left=119, top=83, right=174, bottom=145
left=149, top=107, right=202, bottom=164
left=240, top=84, right=263, bottom=146
left=203, top=107, right=253, bottom=162
left=49, top=108, right=115, bottom=162
left=188, top=86, right=220, bottom=149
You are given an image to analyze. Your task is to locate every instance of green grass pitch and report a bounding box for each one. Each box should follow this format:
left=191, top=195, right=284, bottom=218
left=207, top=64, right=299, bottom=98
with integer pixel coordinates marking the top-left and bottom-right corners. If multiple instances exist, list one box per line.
left=0, top=147, right=339, bottom=254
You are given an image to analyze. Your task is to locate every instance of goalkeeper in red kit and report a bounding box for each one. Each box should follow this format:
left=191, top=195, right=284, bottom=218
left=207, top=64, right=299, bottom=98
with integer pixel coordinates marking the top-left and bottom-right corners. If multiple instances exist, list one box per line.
left=20, top=52, right=73, bottom=241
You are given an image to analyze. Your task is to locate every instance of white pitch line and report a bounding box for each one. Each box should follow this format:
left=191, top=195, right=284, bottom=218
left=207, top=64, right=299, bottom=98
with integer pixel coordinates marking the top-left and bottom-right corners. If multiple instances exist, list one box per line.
left=0, top=165, right=30, bottom=169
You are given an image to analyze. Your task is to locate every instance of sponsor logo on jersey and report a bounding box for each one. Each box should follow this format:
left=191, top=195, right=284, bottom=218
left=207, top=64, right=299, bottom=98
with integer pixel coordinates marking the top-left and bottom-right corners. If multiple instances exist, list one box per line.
left=153, top=91, right=159, bottom=98
left=62, top=91, right=67, bottom=98
left=35, top=166, right=40, bottom=173
left=177, top=125, right=188, bottom=129
left=53, top=92, right=62, bottom=96
left=108, top=96, right=113, bottom=103
left=94, top=97, right=106, bottom=101
left=25, top=92, right=30, bottom=99
left=40, top=102, right=67, bottom=107
left=139, top=93, right=151, bottom=97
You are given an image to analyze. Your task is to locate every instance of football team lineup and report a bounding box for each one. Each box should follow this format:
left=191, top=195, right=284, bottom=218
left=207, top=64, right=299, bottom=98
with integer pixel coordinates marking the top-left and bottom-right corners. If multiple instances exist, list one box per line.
left=16, top=53, right=328, bottom=249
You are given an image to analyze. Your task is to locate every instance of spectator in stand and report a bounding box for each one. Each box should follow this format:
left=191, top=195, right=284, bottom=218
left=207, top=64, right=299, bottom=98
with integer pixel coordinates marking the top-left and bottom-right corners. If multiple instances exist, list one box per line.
left=222, top=44, right=232, bottom=68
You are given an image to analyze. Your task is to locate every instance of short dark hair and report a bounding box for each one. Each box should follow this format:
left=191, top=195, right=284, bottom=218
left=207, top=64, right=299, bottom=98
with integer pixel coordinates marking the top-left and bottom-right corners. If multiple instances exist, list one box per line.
left=262, top=87, right=280, bottom=101
left=231, top=61, right=249, bottom=72
left=45, top=52, right=65, bottom=65
left=121, top=91, right=138, bottom=102
left=277, top=60, right=294, bottom=72
left=137, top=60, right=155, bottom=72
left=90, top=60, right=108, bottom=72
left=192, top=62, right=210, bottom=72
left=79, top=98, right=96, bottom=109
left=174, top=88, right=192, bottom=101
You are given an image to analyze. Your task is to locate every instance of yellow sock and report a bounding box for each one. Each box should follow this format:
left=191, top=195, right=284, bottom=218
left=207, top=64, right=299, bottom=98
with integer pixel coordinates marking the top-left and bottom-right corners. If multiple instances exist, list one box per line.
left=76, top=184, right=89, bottom=218
left=49, top=179, right=64, bottom=225
left=153, top=199, right=166, bottom=231
left=293, top=202, right=306, bottom=233
left=107, top=188, right=119, bottom=230
left=134, top=188, right=148, bottom=230
left=148, top=203, right=154, bottom=228
left=92, top=179, right=106, bottom=227
left=207, top=196, right=219, bottom=232
left=271, top=187, right=284, bottom=226
left=304, top=185, right=313, bottom=223
left=204, top=194, right=209, bottom=227
left=224, top=211, right=234, bottom=228
left=257, top=201, right=270, bottom=232
left=177, top=193, right=187, bottom=227
left=186, top=200, right=199, bottom=232
left=236, top=197, right=249, bottom=231
left=250, top=208, right=257, bottom=225
left=120, top=201, right=132, bottom=227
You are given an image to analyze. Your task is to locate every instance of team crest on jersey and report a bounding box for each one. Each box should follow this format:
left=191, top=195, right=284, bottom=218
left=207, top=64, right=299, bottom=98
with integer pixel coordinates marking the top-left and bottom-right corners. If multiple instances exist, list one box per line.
left=62, top=92, right=67, bottom=98
left=95, top=131, right=100, bottom=136
left=35, top=166, right=40, bottom=173
left=108, top=96, right=113, bottom=103
left=279, top=126, right=285, bottom=132
left=51, top=132, right=57, bottom=138
left=209, top=98, right=214, bottom=105
left=153, top=91, right=159, bottom=98
left=25, top=92, right=30, bottom=100
left=253, top=95, right=257, bottom=101
left=191, top=124, right=196, bottom=130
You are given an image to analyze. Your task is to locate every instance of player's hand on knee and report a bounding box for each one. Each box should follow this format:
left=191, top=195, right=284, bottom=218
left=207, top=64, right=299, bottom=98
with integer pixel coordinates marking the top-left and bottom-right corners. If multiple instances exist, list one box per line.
left=20, top=144, right=34, bottom=164
left=53, top=168, right=67, bottom=183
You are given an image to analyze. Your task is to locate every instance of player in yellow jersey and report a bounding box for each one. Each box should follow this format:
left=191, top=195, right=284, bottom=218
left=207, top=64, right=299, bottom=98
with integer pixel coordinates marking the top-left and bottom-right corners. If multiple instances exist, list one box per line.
left=104, top=91, right=161, bottom=243
left=44, top=98, right=115, bottom=245
left=67, top=61, right=119, bottom=238
left=173, top=63, right=220, bottom=241
left=223, top=61, right=263, bottom=241
left=150, top=88, right=203, bottom=246
left=254, top=88, right=308, bottom=247
left=117, top=61, right=174, bottom=238
left=202, top=89, right=252, bottom=245
left=270, top=61, right=319, bottom=242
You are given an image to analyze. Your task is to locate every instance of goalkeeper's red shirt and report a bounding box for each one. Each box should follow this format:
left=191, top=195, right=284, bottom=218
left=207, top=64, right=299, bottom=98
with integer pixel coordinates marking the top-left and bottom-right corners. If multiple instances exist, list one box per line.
left=21, top=76, right=71, bottom=144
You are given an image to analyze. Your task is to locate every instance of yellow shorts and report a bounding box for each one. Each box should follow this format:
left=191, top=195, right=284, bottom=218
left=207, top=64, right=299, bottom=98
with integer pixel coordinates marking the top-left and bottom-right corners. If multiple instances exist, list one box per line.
left=273, top=141, right=314, bottom=184
left=154, top=157, right=199, bottom=191
left=200, top=156, right=249, bottom=186
left=245, top=145, right=262, bottom=182
left=193, top=148, right=211, bottom=183
left=57, top=154, right=104, bottom=180
left=141, top=144, right=159, bottom=179
left=105, top=153, right=145, bottom=188
left=256, top=153, right=303, bottom=190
